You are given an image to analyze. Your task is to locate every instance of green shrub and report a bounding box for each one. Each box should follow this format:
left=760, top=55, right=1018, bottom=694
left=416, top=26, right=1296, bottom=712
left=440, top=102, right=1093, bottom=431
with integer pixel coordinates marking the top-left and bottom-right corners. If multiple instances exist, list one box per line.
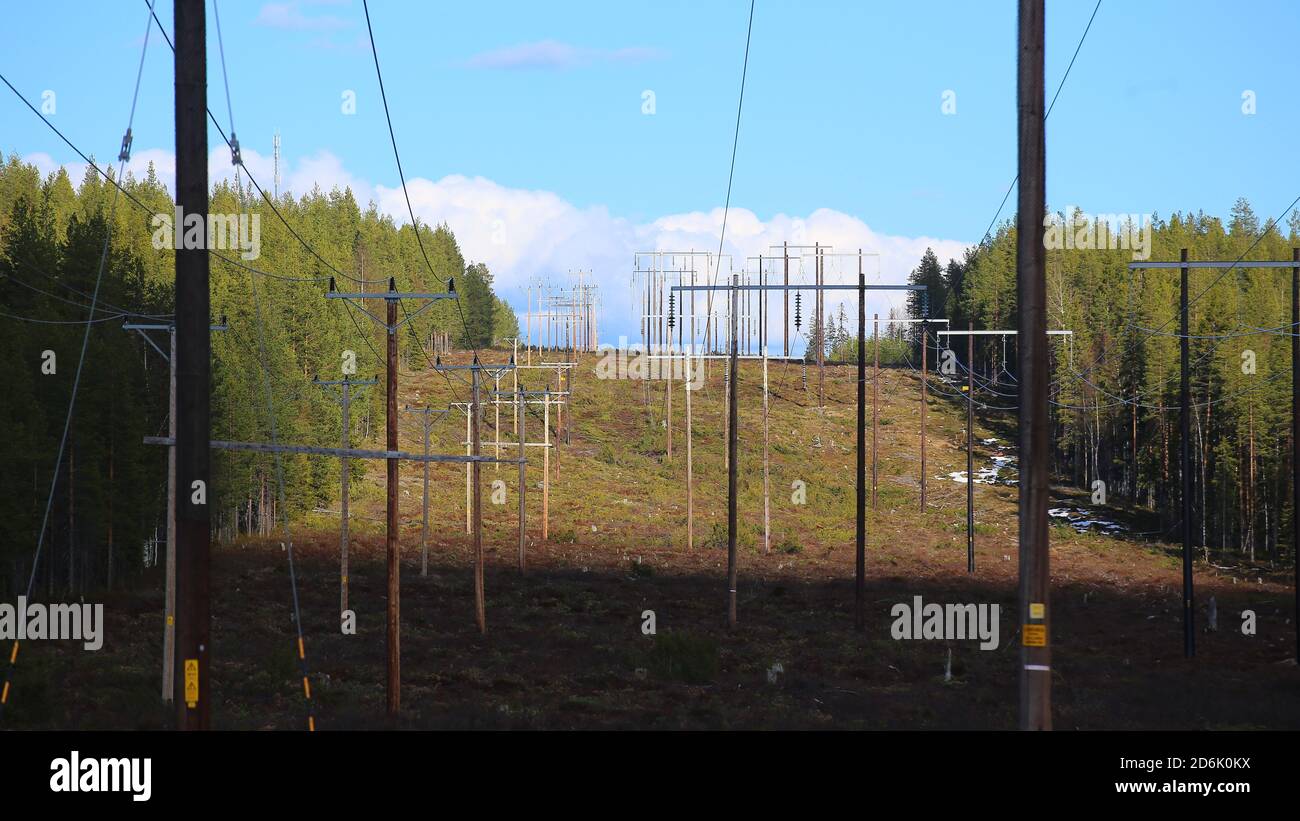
left=646, top=632, right=719, bottom=684
left=775, top=535, right=801, bottom=555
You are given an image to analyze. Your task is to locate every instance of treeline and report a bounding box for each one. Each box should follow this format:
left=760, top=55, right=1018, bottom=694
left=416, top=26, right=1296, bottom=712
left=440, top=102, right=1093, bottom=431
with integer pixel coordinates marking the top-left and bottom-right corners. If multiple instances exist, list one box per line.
left=0, top=152, right=518, bottom=596
left=907, top=200, right=1300, bottom=563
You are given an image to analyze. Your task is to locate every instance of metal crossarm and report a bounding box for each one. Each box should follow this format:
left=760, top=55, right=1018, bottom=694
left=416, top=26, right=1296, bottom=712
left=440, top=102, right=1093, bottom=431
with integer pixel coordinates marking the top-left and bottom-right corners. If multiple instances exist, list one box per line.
left=143, top=436, right=523, bottom=464
left=324, top=276, right=457, bottom=333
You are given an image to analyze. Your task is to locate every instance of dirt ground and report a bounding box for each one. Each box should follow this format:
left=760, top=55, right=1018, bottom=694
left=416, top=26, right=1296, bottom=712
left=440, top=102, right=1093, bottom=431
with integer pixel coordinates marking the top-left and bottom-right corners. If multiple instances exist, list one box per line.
left=7, top=353, right=1298, bottom=729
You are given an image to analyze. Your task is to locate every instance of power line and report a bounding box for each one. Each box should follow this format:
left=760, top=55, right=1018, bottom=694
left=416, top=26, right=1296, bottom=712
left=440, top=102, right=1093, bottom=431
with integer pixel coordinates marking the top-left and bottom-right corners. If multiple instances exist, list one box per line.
left=974, top=0, right=1102, bottom=249
left=1, top=0, right=157, bottom=721
left=699, top=0, right=756, bottom=354
left=361, top=0, right=446, bottom=288
left=143, top=0, right=385, bottom=288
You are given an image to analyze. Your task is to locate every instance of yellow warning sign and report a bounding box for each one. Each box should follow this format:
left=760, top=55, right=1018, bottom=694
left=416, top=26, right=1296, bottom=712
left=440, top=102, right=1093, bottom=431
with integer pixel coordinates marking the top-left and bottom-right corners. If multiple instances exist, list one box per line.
left=184, top=659, right=199, bottom=707
left=166, top=615, right=174, bottom=626
left=1029, top=603, right=1045, bottom=620
left=1023, top=624, right=1047, bottom=647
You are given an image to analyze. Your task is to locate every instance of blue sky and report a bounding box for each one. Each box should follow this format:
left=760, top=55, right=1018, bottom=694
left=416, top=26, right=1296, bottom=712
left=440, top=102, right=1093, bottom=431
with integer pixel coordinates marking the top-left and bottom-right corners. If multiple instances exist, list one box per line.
left=2, top=0, right=1298, bottom=336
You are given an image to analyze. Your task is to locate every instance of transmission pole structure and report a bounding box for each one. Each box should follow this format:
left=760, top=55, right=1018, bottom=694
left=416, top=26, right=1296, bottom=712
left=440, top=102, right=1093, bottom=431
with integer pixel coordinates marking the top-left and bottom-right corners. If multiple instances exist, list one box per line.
left=399, top=405, right=447, bottom=578
left=855, top=253, right=866, bottom=631
left=173, top=0, right=211, bottom=729
left=937, top=328, right=1072, bottom=574
left=727, top=275, right=739, bottom=628
left=122, top=317, right=226, bottom=704
left=1127, top=250, right=1300, bottom=658
left=435, top=355, right=517, bottom=634
left=314, top=375, right=378, bottom=612
left=325, top=275, right=457, bottom=715
left=671, top=276, right=926, bottom=627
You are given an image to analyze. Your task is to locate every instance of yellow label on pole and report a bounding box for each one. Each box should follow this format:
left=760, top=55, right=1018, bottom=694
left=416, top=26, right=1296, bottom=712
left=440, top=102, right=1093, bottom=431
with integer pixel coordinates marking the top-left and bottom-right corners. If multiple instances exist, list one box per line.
left=1029, top=603, right=1045, bottom=620
left=166, top=615, right=174, bottom=626
left=1023, top=624, right=1047, bottom=647
left=184, top=659, right=199, bottom=707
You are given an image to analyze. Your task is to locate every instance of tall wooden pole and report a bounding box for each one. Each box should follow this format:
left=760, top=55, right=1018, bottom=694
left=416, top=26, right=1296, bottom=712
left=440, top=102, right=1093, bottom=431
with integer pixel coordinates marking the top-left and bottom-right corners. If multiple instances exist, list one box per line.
left=518, top=389, right=526, bottom=573
left=855, top=253, right=866, bottom=631
left=667, top=302, right=673, bottom=461
left=727, top=274, right=739, bottom=628
left=783, top=241, right=789, bottom=358
left=872, top=314, right=879, bottom=508
left=817, top=245, right=825, bottom=408
left=341, top=379, right=352, bottom=604
left=1180, top=247, right=1194, bottom=658
left=543, top=393, right=550, bottom=540
left=173, top=0, right=212, bottom=730
left=967, top=329, right=976, bottom=573
left=472, top=369, right=485, bottom=633
left=464, top=407, right=471, bottom=534
left=1017, top=0, right=1051, bottom=730
left=763, top=350, right=770, bottom=555
left=920, top=319, right=928, bottom=510
left=385, top=289, right=400, bottom=716
left=686, top=356, right=694, bottom=551
left=420, top=407, right=430, bottom=577
left=1292, top=247, right=1299, bottom=663
left=163, top=330, right=176, bottom=703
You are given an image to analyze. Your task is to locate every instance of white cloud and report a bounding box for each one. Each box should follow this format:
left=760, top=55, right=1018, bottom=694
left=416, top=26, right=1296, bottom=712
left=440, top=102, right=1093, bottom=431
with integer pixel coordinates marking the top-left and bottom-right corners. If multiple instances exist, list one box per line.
left=255, top=1, right=353, bottom=32
left=463, top=40, right=666, bottom=70
left=22, top=147, right=971, bottom=342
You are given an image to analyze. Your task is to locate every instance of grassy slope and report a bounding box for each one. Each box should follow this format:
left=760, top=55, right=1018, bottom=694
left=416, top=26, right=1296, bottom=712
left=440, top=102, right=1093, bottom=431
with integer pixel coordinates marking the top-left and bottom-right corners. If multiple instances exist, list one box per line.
left=8, top=351, right=1298, bottom=729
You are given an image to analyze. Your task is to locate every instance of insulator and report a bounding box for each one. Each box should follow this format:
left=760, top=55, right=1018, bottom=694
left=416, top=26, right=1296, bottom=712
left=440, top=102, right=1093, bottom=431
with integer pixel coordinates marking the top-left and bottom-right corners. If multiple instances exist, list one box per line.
left=667, top=292, right=676, bottom=330
left=794, top=292, right=803, bottom=331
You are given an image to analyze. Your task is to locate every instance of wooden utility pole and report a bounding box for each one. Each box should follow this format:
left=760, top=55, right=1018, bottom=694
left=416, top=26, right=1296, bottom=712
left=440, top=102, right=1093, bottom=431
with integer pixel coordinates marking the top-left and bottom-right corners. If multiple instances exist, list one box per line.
left=518, top=388, right=527, bottom=573
left=872, top=314, right=879, bottom=508
left=686, top=355, right=694, bottom=551
left=398, top=405, right=444, bottom=578
left=920, top=317, right=928, bottom=510
left=967, top=329, right=975, bottom=573
left=343, top=380, right=356, bottom=594
left=464, top=404, right=472, bottom=534
left=1017, top=0, right=1051, bottom=730
left=763, top=348, right=770, bottom=555
left=855, top=252, right=866, bottom=631
left=173, top=0, right=211, bottom=730
left=1293, top=247, right=1299, bottom=663
left=543, top=391, right=550, bottom=540
left=316, top=376, right=377, bottom=608
left=164, top=329, right=176, bottom=703
left=727, top=275, right=739, bottom=628
left=783, top=241, right=790, bottom=358
left=1179, top=247, right=1194, bottom=658
left=816, top=244, right=825, bottom=408
left=472, top=367, right=485, bottom=633
left=385, top=285, right=400, bottom=716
